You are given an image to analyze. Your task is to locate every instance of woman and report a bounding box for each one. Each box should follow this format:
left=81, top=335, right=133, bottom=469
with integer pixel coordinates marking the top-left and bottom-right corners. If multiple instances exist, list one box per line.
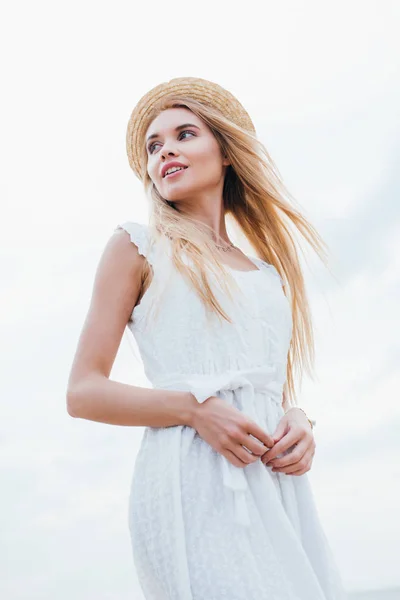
left=67, top=77, right=347, bottom=599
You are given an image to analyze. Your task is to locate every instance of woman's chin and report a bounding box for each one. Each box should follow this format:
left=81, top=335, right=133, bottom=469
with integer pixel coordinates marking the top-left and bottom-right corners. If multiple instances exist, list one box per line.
left=162, top=186, right=194, bottom=203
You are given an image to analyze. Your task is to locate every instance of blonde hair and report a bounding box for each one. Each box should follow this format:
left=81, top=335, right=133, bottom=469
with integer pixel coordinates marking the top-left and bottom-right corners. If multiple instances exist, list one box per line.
left=135, top=95, right=331, bottom=408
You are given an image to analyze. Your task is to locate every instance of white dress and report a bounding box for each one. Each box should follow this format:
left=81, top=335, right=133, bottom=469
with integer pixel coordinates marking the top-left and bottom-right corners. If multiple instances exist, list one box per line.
left=116, top=221, right=347, bottom=600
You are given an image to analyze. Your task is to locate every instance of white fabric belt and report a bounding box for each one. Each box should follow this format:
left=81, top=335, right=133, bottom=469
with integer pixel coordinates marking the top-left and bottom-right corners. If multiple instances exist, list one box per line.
left=152, top=364, right=284, bottom=527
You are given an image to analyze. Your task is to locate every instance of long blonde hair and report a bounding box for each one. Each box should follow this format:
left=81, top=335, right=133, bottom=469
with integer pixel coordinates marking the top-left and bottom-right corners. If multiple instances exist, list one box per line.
left=135, top=95, right=330, bottom=408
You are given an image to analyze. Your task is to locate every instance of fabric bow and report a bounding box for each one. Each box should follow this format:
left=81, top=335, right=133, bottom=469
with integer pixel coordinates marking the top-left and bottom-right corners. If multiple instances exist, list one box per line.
left=152, top=364, right=284, bottom=526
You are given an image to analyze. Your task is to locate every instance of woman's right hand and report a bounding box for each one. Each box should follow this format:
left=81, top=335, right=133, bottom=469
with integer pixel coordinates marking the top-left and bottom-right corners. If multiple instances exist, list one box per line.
left=190, top=395, right=275, bottom=468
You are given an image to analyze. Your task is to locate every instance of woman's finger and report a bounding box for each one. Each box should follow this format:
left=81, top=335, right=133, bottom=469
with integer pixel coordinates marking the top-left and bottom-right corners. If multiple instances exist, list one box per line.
left=273, top=448, right=314, bottom=474
left=288, top=466, right=308, bottom=476
left=278, top=461, right=311, bottom=475
left=235, top=444, right=260, bottom=465
left=268, top=440, right=309, bottom=468
left=261, top=430, right=301, bottom=464
left=238, top=431, right=269, bottom=457
left=247, top=421, right=275, bottom=449
left=222, top=448, right=249, bottom=469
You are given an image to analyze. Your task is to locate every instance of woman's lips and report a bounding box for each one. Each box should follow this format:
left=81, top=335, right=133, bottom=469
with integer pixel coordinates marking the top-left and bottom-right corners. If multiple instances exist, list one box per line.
left=164, top=167, right=188, bottom=179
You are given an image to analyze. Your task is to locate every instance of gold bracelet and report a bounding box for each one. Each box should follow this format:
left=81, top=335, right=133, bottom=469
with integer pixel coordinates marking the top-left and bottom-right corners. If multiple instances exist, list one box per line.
left=296, top=407, right=315, bottom=430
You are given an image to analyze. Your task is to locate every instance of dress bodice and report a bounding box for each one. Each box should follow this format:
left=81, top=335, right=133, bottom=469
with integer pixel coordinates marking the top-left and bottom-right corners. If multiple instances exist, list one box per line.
left=115, top=221, right=293, bottom=395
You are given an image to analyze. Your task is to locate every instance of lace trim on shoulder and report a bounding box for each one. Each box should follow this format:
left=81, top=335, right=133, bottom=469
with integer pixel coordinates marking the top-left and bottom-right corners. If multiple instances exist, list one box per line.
left=115, top=221, right=150, bottom=259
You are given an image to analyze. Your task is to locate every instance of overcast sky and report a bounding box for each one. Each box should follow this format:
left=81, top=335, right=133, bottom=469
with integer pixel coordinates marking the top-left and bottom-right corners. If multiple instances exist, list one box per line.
left=1, top=1, right=399, bottom=598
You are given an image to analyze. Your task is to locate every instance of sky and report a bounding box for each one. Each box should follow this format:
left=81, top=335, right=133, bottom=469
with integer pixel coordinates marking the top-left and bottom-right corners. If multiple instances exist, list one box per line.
left=1, top=1, right=399, bottom=598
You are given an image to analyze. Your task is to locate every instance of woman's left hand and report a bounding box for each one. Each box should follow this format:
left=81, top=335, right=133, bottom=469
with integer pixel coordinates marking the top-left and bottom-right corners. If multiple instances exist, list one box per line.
left=260, top=408, right=316, bottom=475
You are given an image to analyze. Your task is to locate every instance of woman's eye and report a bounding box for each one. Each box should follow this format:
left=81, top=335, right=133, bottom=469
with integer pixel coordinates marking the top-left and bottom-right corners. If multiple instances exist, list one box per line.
left=148, top=142, right=160, bottom=154
left=148, top=130, right=195, bottom=154
left=179, top=130, right=195, bottom=140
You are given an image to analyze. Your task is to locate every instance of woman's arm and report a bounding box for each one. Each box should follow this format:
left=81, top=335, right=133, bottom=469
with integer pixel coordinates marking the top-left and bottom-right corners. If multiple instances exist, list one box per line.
left=66, top=228, right=197, bottom=428
left=67, top=374, right=197, bottom=428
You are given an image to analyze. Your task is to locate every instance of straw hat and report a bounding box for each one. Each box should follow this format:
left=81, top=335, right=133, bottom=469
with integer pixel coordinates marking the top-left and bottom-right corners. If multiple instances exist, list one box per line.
left=126, top=76, right=256, bottom=179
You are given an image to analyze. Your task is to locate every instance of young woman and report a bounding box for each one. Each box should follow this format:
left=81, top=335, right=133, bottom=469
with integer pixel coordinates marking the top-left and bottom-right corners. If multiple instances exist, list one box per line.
left=67, top=77, right=347, bottom=599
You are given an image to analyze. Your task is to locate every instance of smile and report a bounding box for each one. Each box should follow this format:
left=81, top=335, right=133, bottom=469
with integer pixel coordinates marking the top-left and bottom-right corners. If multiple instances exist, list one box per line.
left=164, top=167, right=188, bottom=179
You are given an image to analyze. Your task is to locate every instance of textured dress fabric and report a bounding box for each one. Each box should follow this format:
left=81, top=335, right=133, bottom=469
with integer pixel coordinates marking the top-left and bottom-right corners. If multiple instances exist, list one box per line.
left=115, top=221, right=347, bottom=600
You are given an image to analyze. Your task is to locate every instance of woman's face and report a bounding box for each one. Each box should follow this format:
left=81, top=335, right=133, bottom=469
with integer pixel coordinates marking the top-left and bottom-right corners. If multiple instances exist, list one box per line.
left=145, top=107, right=229, bottom=203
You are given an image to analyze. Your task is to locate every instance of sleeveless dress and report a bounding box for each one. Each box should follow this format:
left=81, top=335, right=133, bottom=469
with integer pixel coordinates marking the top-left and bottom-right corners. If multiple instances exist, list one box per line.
left=115, top=221, right=347, bottom=600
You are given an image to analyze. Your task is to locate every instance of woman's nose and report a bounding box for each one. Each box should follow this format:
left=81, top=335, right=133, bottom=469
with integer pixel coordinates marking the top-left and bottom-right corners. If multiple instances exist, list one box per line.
left=160, top=140, right=178, bottom=159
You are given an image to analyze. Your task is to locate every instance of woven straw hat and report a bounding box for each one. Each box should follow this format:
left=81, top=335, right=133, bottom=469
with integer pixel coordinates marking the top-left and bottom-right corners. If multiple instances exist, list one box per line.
left=126, top=76, right=256, bottom=179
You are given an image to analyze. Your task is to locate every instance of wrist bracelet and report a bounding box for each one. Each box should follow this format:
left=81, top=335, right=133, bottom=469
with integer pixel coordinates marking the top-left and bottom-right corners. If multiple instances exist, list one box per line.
left=296, top=407, right=315, bottom=430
